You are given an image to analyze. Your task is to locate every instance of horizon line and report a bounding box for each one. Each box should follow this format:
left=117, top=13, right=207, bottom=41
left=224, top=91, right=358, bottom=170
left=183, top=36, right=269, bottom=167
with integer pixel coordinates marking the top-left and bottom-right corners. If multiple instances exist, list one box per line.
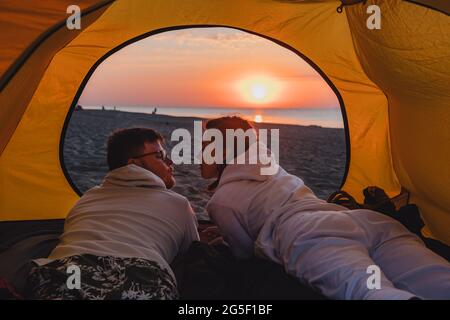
left=77, top=107, right=345, bottom=129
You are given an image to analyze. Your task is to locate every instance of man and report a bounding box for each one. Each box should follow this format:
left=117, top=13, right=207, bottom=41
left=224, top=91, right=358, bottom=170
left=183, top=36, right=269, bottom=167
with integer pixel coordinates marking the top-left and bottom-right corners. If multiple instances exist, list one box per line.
left=26, top=128, right=199, bottom=300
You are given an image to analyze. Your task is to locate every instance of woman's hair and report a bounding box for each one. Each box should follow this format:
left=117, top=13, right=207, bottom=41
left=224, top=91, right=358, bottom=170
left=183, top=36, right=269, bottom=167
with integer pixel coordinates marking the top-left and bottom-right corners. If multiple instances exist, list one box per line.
left=205, top=115, right=254, bottom=133
left=204, top=116, right=255, bottom=191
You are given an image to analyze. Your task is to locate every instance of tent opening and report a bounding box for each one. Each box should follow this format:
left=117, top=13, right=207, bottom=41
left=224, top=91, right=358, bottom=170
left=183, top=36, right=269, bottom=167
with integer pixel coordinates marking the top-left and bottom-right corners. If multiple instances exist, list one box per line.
left=61, top=27, right=347, bottom=218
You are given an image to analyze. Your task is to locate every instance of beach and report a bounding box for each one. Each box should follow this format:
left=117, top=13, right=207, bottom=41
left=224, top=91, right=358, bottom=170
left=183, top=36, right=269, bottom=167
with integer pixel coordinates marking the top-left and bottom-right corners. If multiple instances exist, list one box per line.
left=63, top=109, right=346, bottom=220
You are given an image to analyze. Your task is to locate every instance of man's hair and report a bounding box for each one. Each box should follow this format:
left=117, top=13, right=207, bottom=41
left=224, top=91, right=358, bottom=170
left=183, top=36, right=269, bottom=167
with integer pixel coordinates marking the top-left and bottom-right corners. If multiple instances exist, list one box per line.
left=107, top=127, right=163, bottom=170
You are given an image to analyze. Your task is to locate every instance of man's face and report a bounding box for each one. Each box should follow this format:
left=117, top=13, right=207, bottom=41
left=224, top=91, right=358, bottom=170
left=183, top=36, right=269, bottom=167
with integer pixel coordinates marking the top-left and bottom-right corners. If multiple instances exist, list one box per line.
left=128, top=141, right=175, bottom=189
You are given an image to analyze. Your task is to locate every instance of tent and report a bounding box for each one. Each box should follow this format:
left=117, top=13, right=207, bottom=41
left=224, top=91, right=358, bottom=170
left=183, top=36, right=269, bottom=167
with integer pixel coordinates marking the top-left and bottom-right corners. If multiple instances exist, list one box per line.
left=0, top=0, right=449, bottom=245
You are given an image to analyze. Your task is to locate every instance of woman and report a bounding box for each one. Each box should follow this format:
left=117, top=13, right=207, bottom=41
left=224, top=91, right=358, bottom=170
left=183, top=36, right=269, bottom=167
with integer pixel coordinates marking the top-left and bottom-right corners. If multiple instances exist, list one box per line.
left=201, top=116, right=450, bottom=300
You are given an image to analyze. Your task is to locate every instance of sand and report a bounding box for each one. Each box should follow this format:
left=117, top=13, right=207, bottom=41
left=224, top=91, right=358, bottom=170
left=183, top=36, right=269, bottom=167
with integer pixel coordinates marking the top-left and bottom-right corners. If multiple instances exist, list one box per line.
left=63, top=109, right=346, bottom=220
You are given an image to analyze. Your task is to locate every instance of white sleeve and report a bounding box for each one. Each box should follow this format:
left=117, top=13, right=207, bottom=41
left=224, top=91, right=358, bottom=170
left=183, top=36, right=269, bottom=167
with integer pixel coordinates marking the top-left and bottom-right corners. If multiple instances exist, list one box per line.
left=180, top=200, right=200, bottom=254
left=207, top=202, right=254, bottom=259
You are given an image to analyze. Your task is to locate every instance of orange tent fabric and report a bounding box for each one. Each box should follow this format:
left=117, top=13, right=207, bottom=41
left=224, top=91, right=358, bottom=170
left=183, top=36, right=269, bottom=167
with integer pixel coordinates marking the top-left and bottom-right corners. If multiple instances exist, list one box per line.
left=0, top=0, right=448, bottom=244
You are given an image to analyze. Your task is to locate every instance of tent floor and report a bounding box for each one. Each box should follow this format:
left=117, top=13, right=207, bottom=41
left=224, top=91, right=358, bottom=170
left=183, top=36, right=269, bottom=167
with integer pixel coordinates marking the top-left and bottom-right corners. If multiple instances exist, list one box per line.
left=0, top=219, right=325, bottom=299
left=0, top=218, right=448, bottom=299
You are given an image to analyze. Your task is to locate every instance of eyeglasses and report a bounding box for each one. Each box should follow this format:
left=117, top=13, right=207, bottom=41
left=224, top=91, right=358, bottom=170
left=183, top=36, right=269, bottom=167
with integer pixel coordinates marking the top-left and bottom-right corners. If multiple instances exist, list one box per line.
left=132, top=149, right=168, bottom=161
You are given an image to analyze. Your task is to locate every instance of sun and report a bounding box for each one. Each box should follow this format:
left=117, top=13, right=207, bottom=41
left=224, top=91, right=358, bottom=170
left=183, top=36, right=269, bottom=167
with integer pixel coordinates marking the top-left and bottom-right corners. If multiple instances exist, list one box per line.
left=236, top=75, right=282, bottom=104
left=254, top=114, right=263, bottom=123
left=251, top=85, right=267, bottom=101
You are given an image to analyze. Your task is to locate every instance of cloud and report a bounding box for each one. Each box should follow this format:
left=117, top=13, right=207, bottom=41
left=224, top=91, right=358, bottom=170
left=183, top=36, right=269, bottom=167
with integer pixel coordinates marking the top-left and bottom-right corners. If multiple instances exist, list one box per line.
left=81, top=27, right=339, bottom=110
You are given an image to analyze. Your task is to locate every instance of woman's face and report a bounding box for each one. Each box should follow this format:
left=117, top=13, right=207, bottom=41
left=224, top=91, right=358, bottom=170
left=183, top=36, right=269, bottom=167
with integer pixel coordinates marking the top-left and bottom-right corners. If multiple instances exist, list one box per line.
left=200, top=140, right=219, bottom=179
left=200, top=121, right=220, bottom=179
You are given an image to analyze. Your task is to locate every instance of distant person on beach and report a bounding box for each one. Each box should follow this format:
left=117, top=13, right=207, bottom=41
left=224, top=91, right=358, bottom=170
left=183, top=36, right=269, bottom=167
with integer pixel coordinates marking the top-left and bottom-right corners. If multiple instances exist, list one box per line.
left=200, top=116, right=450, bottom=300
left=26, top=128, right=199, bottom=300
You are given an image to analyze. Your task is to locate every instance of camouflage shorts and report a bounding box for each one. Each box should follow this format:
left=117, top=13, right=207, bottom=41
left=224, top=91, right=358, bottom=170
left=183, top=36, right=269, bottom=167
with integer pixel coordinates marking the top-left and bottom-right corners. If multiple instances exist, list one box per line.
left=26, top=254, right=178, bottom=300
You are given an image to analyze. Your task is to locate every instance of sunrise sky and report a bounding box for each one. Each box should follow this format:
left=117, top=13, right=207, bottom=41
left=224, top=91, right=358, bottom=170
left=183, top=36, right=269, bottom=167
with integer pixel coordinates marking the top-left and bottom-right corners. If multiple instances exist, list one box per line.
left=79, top=27, right=341, bottom=127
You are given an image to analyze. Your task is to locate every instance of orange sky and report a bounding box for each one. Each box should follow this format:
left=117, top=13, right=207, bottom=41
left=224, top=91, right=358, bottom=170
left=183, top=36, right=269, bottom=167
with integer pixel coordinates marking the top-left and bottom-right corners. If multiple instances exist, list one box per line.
left=79, top=27, right=339, bottom=110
